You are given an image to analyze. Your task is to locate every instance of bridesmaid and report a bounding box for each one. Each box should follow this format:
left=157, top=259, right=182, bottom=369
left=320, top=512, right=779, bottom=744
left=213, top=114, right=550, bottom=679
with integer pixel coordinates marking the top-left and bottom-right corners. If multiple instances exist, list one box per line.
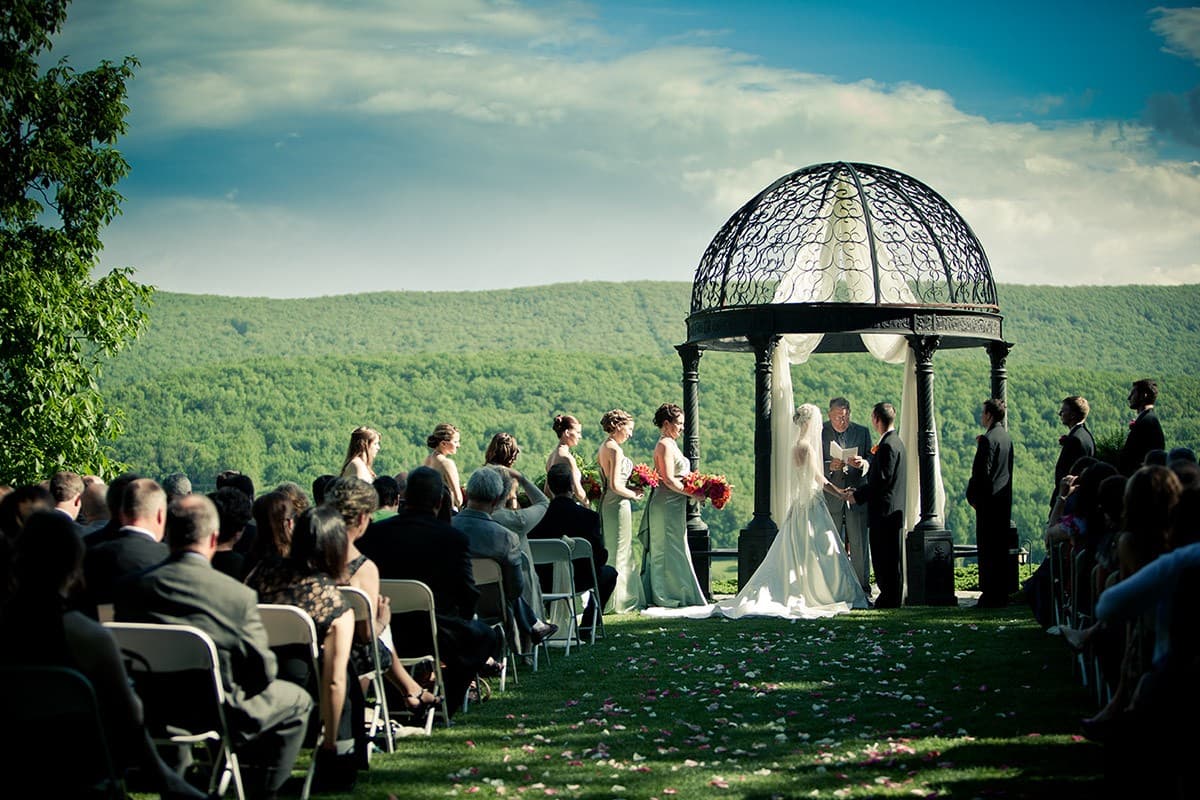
left=545, top=414, right=587, bottom=504
left=340, top=426, right=381, bottom=482
left=423, top=423, right=463, bottom=512
left=640, top=403, right=705, bottom=608
left=597, top=409, right=645, bottom=613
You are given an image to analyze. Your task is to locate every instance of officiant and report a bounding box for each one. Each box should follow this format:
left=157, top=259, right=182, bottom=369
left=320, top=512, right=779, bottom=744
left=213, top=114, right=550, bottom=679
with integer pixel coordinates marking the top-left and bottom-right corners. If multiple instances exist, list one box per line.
left=822, top=397, right=873, bottom=595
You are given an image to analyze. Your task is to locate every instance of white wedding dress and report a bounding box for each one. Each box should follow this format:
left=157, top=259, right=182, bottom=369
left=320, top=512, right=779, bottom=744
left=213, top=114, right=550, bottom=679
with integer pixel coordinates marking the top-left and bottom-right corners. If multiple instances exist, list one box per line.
left=643, top=404, right=868, bottom=620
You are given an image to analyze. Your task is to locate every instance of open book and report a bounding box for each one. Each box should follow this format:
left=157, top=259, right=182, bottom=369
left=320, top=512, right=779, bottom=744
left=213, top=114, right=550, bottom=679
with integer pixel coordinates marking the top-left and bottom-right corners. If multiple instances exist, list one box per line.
left=829, top=441, right=858, bottom=462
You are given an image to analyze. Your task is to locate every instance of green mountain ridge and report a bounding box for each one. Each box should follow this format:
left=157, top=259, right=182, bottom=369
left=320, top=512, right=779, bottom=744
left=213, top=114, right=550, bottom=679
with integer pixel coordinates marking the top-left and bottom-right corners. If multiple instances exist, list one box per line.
left=100, top=282, right=1200, bottom=559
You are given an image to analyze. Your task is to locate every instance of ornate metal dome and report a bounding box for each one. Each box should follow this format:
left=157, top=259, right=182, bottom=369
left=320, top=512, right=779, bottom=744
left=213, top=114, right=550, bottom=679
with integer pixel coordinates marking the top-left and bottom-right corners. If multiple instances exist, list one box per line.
left=685, top=161, right=1003, bottom=352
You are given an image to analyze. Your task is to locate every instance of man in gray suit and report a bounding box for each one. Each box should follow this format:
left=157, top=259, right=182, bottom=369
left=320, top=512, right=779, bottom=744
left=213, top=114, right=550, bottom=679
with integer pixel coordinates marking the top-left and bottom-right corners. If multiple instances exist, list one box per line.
left=821, top=397, right=873, bottom=595
left=452, top=467, right=557, bottom=646
left=116, top=495, right=312, bottom=799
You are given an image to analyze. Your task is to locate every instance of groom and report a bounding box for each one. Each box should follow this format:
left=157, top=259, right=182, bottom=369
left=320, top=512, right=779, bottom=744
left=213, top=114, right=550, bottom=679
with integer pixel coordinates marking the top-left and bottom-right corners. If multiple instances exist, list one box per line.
left=850, top=402, right=906, bottom=608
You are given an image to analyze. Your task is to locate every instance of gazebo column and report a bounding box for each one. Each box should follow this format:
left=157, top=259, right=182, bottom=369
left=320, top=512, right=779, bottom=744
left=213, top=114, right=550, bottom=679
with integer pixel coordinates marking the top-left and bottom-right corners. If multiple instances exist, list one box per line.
left=677, top=344, right=713, bottom=599
left=987, top=340, right=1020, bottom=593
left=905, top=335, right=956, bottom=606
left=738, top=335, right=778, bottom=587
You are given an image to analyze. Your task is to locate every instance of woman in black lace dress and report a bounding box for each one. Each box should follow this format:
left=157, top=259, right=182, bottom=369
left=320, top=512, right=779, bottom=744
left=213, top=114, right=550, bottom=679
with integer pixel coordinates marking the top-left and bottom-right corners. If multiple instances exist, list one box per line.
left=246, top=505, right=358, bottom=782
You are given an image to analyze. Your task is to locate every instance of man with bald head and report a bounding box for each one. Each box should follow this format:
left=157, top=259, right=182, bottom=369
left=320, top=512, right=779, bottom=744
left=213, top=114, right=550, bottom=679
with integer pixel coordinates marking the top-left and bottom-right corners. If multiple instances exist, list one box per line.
left=83, top=477, right=169, bottom=610
left=116, top=495, right=313, bottom=799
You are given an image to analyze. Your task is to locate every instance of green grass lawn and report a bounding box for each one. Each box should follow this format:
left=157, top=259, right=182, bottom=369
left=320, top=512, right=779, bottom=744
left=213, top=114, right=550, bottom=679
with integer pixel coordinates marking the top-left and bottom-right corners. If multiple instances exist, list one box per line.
left=294, top=604, right=1101, bottom=799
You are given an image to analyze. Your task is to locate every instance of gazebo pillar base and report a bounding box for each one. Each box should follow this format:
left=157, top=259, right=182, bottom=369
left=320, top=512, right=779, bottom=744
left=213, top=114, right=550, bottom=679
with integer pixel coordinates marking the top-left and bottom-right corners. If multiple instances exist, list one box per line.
left=904, top=526, right=956, bottom=606
left=737, top=523, right=776, bottom=589
left=687, top=518, right=713, bottom=601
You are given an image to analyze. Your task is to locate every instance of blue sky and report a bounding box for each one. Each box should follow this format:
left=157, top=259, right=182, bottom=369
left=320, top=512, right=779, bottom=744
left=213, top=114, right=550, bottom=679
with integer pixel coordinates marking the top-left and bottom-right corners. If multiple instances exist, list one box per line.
left=51, top=1, right=1200, bottom=296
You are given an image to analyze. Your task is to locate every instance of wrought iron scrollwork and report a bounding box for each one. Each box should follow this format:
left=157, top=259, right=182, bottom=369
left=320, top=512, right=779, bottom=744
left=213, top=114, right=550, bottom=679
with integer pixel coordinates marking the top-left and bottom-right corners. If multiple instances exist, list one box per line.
left=691, top=162, right=997, bottom=314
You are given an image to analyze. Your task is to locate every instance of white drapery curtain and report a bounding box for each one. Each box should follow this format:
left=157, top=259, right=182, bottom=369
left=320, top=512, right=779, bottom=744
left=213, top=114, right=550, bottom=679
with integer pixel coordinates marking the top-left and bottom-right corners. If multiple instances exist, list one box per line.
left=767, top=179, right=945, bottom=533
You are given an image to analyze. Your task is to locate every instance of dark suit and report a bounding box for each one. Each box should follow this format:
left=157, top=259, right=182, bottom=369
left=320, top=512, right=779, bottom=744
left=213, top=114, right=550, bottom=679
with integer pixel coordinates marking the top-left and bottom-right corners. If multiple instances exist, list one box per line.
left=1052, top=422, right=1095, bottom=511
left=853, top=429, right=906, bottom=607
left=528, top=496, right=617, bottom=616
left=82, top=526, right=169, bottom=611
left=967, top=423, right=1014, bottom=605
left=114, top=552, right=313, bottom=795
left=1119, top=408, right=1166, bottom=476
left=821, top=420, right=873, bottom=592
left=358, top=509, right=497, bottom=712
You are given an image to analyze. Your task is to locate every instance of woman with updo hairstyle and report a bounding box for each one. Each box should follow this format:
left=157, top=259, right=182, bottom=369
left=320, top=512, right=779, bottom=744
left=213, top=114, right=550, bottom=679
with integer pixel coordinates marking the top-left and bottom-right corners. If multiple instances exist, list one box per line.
left=423, top=423, right=463, bottom=512
left=484, top=433, right=522, bottom=506
left=486, top=432, right=551, bottom=619
left=640, top=403, right=705, bottom=608
left=546, top=414, right=587, bottom=504
left=597, top=408, right=645, bottom=612
left=340, top=426, right=381, bottom=482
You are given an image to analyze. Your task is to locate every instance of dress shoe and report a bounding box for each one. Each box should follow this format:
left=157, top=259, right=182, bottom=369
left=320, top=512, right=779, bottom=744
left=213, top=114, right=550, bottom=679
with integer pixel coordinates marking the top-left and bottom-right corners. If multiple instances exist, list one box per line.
left=479, top=659, right=504, bottom=678
left=530, top=622, right=559, bottom=644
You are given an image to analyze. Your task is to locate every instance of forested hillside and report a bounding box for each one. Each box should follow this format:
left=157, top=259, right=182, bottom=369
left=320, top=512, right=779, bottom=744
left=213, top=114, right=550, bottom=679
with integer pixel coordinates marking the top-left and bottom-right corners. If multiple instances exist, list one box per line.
left=100, top=282, right=1200, bottom=559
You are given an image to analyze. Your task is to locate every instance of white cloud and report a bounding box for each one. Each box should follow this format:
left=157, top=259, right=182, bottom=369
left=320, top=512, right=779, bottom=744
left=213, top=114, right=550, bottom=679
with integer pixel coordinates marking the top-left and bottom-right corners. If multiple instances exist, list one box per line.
left=1151, top=6, right=1200, bottom=62
left=69, top=1, right=1200, bottom=293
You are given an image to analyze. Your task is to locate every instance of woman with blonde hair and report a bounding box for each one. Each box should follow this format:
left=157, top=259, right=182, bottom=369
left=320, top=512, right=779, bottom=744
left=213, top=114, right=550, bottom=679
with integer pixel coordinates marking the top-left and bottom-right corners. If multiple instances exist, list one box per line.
left=424, top=423, right=463, bottom=512
left=341, top=426, right=381, bottom=482
left=545, top=414, right=586, bottom=504
left=597, top=409, right=645, bottom=612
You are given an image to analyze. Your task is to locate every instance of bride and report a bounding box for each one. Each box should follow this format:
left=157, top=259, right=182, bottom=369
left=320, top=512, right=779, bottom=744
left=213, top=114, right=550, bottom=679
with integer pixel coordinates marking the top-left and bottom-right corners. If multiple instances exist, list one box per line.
left=643, top=402, right=868, bottom=620
left=718, top=403, right=869, bottom=618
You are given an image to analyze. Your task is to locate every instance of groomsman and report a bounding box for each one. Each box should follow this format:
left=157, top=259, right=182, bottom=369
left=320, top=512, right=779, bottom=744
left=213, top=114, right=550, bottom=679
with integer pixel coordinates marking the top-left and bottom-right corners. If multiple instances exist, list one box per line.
left=1119, top=379, right=1165, bottom=476
left=967, top=398, right=1014, bottom=608
left=850, top=402, right=906, bottom=608
left=821, top=397, right=872, bottom=594
left=1052, top=396, right=1095, bottom=512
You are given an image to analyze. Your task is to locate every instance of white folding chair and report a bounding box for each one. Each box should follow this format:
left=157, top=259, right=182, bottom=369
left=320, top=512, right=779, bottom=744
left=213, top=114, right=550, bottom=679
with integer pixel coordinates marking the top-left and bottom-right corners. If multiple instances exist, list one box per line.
left=0, top=665, right=124, bottom=799
left=570, top=537, right=605, bottom=643
left=338, top=586, right=394, bottom=753
left=378, top=579, right=450, bottom=730
left=256, top=605, right=322, bottom=800
left=105, top=622, right=246, bottom=800
left=529, top=538, right=578, bottom=663
left=469, top=558, right=520, bottom=687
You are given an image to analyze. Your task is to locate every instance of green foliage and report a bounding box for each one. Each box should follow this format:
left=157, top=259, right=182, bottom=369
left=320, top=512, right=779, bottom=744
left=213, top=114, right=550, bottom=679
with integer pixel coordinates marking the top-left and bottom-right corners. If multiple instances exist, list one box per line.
left=99, top=282, right=1200, bottom=556
left=0, top=0, right=150, bottom=482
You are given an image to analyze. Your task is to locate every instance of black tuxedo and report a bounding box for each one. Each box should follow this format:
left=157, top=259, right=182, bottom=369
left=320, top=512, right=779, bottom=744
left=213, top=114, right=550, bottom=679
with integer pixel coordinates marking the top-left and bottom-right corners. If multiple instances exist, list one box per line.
left=114, top=552, right=312, bottom=795
left=528, top=496, right=617, bottom=614
left=358, top=509, right=497, bottom=712
left=821, top=420, right=873, bottom=591
left=1052, top=423, right=1095, bottom=511
left=82, top=526, right=168, bottom=611
left=1119, top=408, right=1166, bottom=476
left=967, top=423, right=1014, bottom=605
left=853, top=429, right=906, bottom=607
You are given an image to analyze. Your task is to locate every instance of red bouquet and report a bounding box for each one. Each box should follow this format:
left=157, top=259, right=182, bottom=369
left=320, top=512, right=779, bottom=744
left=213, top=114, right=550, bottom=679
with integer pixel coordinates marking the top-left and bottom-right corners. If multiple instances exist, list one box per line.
left=580, top=472, right=604, bottom=503
left=684, top=472, right=733, bottom=510
left=628, top=463, right=660, bottom=490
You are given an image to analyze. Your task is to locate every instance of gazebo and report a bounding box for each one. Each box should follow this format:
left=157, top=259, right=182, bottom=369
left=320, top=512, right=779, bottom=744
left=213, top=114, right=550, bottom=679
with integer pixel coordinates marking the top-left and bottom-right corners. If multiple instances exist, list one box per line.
left=677, top=161, right=1014, bottom=605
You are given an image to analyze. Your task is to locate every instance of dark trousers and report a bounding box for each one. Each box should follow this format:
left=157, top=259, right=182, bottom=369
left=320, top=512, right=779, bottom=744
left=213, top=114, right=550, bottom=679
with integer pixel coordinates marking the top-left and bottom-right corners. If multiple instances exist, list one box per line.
left=977, top=516, right=1009, bottom=603
left=869, top=514, right=903, bottom=607
left=393, top=613, right=498, bottom=715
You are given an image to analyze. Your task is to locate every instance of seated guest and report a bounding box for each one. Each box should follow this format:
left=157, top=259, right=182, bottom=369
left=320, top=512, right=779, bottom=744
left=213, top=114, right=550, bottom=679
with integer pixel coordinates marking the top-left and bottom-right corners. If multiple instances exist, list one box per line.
left=1168, top=446, right=1197, bottom=465
left=49, top=471, right=85, bottom=528
left=244, top=490, right=294, bottom=577
left=82, top=472, right=139, bottom=547
left=115, top=495, right=313, bottom=799
left=161, top=472, right=192, bottom=504
left=488, top=457, right=550, bottom=635
left=246, top=506, right=362, bottom=787
left=529, top=462, right=617, bottom=632
left=216, top=470, right=257, bottom=556
left=78, top=476, right=109, bottom=536
left=323, top=478, right=439, bottom=713
left=82, top=479, right=169, bottom=612
left=208, top=486, right=253, bottom=580
left=312, top=474, right=336, bottom=506
left=357, top=467, right=499, bottom=712
left=453, top=467, right=557, bottom=649
left=372, top=475, right=401, bottom=521
left=0, top=512, right=207, bottom=800
left=274, top=482, right=311, bottom=519
left=0, top=484, right=53, bottom=539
